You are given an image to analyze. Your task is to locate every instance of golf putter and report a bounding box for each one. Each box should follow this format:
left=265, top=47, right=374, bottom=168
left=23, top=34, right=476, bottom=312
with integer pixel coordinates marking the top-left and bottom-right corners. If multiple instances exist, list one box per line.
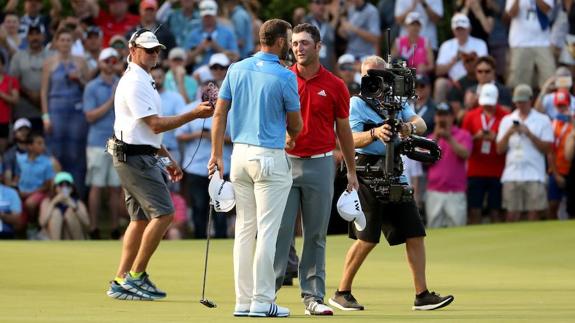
left=200, top=202, right=217, bottom=308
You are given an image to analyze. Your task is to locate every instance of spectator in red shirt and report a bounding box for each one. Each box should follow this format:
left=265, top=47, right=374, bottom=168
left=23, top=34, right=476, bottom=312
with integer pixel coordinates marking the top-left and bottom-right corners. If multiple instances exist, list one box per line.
left=0, top=55, right=20, bottom=152
left=95, top=0, right=139, bottom=46
left=461, top=83, right=509, bottom=224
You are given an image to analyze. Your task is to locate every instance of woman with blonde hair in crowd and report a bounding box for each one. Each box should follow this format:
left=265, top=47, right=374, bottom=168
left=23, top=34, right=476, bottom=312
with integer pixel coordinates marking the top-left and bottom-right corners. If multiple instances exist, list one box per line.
left=39, top=172, right=89, bottom=240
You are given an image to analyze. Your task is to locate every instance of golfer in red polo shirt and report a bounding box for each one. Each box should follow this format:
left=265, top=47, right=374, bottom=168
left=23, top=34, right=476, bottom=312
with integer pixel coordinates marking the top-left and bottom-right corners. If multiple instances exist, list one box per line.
left=273, top=23, right=359, bottom=316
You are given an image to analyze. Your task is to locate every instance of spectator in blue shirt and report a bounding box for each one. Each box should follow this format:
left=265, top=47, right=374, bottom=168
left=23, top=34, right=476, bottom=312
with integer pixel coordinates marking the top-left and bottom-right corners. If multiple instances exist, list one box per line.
left=0, top=163, right=23, bottom=239
left=186, top=0, right=239, bottom=69
left=83, top=48, right=122, bottom=240
left=224, top=0, right=254, bottom=59
left=16, top=133, right=55, bottom=228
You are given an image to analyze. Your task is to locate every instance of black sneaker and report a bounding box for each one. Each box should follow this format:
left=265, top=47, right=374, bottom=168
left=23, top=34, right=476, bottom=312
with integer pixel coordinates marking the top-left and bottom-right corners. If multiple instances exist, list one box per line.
left=413, top=291, right=454, bottom=310
left=328, top=291, right=364, bottom=311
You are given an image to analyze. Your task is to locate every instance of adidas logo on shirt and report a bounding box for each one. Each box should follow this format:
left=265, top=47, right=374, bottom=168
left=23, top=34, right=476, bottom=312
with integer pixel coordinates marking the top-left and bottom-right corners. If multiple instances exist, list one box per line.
left=318, top=90, right=327, bottom=97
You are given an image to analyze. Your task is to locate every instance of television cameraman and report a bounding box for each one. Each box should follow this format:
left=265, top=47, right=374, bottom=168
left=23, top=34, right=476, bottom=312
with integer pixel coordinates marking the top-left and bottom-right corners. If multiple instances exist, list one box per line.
left=328, top=55, right=454, bottom=312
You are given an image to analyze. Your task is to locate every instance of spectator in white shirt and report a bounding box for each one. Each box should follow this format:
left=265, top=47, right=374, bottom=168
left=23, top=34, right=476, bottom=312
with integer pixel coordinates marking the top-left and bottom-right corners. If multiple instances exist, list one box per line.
left=496, top=84, right=554, bottom=222
left=434, top=13, right=488, bottom=102
left=505, top=0, right=556, bottom=89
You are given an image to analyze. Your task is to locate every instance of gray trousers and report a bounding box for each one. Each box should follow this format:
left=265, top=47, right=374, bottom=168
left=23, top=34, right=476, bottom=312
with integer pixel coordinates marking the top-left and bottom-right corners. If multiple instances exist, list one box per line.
left=274, top=156, right=335, bottom=304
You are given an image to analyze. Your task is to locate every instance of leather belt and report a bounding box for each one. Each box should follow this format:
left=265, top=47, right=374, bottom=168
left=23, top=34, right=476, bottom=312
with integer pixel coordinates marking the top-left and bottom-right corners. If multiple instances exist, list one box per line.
left=287, top=151, right=334, bottom=159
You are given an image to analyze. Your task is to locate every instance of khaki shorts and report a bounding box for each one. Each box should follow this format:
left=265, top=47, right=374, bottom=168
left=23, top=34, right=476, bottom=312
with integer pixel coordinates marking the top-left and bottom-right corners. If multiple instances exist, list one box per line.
left=502, top=181, right=548, bottom=212
left=86, top=147, right=121, bottom=187
left=425, top=190, right=467, bottom=228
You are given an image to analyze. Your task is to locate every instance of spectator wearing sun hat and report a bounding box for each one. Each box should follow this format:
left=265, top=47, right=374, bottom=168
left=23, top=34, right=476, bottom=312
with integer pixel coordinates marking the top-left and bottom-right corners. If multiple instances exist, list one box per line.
left=497, top=84, right=554, bottom=222
left=185, top=0, right=239, bottom=69
left=82, top=47, right=122, bottom=239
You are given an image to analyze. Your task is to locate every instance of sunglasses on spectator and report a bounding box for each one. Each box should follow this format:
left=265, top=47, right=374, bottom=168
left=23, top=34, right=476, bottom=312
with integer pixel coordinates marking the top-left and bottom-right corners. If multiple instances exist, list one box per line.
left=57, top=181, right=72, bottom=187
left=339, top=64, right=354, bottom=72
left=111, top=42, right=126, bottom=49
left=103, top=58, right=118, bottom=65
left=138, top=46, right=161, bottom=55
left=210, top=64, right=228, bottom=71
left=476, top=68, right=493, bottom=74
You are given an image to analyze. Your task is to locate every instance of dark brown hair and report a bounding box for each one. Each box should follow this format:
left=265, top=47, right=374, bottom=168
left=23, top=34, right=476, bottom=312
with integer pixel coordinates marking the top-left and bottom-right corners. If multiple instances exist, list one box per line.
left=259, top=19, right=291, bottom=47
left=475, top=55, right=496, bottom=70
left=293, top=23, right=321, bottom=44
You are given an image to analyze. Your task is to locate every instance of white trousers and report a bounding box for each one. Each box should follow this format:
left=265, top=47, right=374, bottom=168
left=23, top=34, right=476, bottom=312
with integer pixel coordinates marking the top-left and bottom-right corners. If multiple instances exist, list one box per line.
left=230, top=143, right=292, bottom=305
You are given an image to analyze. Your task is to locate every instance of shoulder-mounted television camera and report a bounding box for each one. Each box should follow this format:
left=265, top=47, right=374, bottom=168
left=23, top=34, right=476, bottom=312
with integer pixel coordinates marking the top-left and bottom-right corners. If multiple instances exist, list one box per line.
left=360, top=58, right=417, bottom=110
left=355, top=52, right=440, bottom=203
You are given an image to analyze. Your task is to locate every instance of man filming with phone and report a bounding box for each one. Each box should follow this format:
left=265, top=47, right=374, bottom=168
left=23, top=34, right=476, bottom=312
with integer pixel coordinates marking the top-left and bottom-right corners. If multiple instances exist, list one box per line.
left=329, top=55, right=454, bottom=312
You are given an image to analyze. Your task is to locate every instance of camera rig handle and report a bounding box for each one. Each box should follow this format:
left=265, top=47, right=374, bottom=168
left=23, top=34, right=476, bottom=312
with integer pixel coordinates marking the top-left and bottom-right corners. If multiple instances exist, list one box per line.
left=398, top=135, right=442, bottom=164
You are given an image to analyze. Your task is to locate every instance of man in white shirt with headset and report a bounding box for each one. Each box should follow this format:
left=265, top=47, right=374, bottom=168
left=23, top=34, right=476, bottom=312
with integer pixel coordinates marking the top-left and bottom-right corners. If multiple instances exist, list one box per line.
left=106, top=28, right=213, bottom=301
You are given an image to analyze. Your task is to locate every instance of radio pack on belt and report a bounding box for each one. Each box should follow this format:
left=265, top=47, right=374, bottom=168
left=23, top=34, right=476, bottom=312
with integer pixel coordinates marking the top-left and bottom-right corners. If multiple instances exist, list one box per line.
left=107, top=137, right=127, bottom=162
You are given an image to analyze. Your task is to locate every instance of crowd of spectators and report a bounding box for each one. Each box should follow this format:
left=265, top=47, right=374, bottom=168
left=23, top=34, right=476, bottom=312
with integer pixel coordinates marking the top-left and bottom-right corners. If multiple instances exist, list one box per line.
left=0, top=0, right=574, bottom=240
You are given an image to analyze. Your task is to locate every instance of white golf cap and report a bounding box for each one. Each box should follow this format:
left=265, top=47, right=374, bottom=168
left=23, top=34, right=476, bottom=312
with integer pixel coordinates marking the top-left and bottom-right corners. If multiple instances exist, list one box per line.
left=337, top=53, right=355, bottom=65
left=129, top=30, right=166, bottom=49
left=405, top=11, right=422, bottom=25
left=98, top=47, right=118, bottom=61
left=479, top=83, right=498, bottom=106
left=13, top=118, right=32, bottom=131
left=209, top=53, right=230, bottom=67
left=199, top=0, right=218, bottom=17
left=336, top=189, right=366, bottom=231
left=451, top=13, right=470, bottom=30
left=168, top=47, right=187, bottom=60
left=208, top=170, right=235, bottom=212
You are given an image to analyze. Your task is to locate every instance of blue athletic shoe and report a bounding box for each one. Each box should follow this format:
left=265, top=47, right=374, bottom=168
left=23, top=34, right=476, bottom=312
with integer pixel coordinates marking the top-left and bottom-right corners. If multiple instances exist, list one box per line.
left=106, top=281, right=153, bottom=301
left=120, top=272, right=167, bottom=300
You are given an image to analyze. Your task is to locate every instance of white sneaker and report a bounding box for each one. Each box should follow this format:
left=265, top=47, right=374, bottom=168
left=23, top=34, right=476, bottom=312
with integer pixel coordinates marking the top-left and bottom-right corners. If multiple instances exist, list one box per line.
left=233, top=303, right=250, bottom=317
left=305, top=300, right=334, bottom=315
left=248, top=301, right=290, bottom=317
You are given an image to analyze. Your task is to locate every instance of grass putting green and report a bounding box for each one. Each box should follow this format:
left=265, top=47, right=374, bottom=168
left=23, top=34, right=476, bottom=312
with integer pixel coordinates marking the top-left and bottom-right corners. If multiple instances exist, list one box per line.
left=1, top=220, right=574, bottom=322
